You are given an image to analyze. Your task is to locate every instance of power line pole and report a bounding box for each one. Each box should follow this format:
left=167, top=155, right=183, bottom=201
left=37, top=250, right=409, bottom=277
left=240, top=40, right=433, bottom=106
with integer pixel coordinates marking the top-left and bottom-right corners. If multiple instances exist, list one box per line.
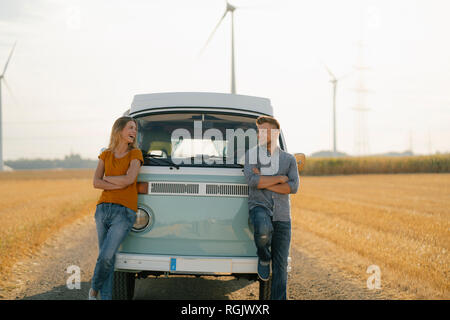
left=352, top=40, right=371, bottom=156
left=427, top=129, right=432, bottom=155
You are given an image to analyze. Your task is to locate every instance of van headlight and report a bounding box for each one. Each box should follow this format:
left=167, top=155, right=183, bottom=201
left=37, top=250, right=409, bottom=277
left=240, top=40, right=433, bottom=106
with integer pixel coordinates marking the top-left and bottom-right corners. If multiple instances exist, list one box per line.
left=132, top=207, right=152, bottom=232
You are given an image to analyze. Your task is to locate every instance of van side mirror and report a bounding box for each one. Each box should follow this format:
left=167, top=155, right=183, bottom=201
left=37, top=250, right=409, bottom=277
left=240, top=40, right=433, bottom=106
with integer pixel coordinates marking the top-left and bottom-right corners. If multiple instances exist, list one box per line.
left=295, top=153, right=306, bottom=172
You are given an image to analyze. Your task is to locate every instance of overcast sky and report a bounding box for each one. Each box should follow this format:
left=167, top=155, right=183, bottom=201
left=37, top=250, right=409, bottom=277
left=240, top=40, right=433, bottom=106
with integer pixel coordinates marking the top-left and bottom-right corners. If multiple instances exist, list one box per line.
left=1, top=0, right=449, bottom=160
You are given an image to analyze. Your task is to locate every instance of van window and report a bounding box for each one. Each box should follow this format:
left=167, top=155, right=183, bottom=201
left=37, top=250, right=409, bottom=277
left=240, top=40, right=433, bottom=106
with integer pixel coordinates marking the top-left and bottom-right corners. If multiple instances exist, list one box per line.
left=136, top=112, right=264, bottom=167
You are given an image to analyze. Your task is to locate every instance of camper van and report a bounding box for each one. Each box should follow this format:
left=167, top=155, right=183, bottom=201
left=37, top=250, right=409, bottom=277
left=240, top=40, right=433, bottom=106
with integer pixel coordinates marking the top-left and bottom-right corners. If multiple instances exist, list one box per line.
left=113, top=92, right=292, bottom=300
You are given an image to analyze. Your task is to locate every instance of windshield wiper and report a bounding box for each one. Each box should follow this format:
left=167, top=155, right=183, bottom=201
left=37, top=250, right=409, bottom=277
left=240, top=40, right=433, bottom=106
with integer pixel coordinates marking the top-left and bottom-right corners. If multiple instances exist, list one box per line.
left=188, top=156, right=244, bottom=168
left=143, top=153, right=180, bottom=169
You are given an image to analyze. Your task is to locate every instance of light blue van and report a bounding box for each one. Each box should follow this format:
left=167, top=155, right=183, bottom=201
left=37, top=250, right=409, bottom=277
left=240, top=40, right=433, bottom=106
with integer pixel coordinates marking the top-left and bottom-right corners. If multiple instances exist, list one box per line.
left=113, top=92, right=291, bottom=300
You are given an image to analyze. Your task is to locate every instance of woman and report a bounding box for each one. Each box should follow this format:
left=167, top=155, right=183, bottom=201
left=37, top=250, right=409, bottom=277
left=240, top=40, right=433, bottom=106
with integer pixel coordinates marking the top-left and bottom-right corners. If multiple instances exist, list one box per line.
left=89, top=116, right=144, bottom=300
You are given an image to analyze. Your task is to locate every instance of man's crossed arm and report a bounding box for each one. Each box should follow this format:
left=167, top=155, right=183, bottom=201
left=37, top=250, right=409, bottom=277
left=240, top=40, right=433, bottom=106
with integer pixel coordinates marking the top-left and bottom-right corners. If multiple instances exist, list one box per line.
left=252, top=168, right=292, bottom=194
left=244, top=155, right=299, bottom=195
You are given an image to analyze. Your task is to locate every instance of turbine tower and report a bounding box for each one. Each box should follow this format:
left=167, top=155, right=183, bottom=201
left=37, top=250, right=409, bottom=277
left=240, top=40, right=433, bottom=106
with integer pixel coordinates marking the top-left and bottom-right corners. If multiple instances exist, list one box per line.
left=200, top=1, right=238, bottom=94
left=0, top=42, right=16, bottom=171
left=321, top=62, right=352, bottom=156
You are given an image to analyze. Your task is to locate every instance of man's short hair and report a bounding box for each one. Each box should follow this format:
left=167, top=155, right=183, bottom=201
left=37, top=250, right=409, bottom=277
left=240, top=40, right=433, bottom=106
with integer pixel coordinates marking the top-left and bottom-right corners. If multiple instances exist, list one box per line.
left=256, top=116, right=280, bottom=130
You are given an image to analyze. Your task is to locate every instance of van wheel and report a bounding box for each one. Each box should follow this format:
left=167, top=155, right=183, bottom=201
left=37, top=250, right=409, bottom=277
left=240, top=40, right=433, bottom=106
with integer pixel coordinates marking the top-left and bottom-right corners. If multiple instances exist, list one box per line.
left=112, top=271, right=135, bottom=300
left=258, top=276, right=272, bottom=300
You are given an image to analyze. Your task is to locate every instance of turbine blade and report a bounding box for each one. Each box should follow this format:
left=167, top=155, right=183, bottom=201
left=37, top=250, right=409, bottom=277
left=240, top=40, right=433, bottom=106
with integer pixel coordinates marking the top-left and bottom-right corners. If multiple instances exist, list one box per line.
left=234, top=4, right=273, bottom=11
left=2, top=42, right=17, bottom=76
left=337, top=71, right=354, bottom=81
left=198, top=10, right=228, bottom=57
left=231, top=0, right=278, bottom=10
left=2, top=77, right=20, bottom=108
left=323, top=62, right=336, bottom=80
left=316, top=56, right=337, bottom=80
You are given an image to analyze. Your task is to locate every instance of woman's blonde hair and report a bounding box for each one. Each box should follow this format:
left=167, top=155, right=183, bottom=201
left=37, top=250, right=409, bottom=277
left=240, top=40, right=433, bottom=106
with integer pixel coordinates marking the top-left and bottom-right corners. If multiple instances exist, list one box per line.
left=107, top=116, right=138, bottom=152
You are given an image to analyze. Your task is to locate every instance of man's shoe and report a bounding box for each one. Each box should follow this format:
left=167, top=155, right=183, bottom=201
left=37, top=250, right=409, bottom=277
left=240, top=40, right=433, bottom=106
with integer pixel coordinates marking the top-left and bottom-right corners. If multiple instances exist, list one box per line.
left=258, top=259, right=270, bottom=281
left=88, top=288, right=98, bottom=300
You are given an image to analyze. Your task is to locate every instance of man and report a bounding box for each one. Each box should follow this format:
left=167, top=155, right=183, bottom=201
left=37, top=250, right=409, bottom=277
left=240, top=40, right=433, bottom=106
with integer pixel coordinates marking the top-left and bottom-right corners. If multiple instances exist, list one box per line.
left=243, top=116, right=300, bottom=300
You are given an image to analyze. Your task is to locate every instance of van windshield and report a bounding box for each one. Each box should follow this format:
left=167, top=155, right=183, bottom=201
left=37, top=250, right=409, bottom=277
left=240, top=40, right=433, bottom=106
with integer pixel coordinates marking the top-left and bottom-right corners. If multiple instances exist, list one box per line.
left=135, top=112, right=260, bottom=167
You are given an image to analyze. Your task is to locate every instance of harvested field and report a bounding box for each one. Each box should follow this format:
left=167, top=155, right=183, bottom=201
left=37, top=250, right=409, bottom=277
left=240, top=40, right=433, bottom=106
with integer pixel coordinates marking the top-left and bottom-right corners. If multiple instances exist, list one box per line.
left=0, top=170, right=448, bottom=299
left=0, top=169, right=100, bottom=293
left=291, top=173, right=450, bottom=299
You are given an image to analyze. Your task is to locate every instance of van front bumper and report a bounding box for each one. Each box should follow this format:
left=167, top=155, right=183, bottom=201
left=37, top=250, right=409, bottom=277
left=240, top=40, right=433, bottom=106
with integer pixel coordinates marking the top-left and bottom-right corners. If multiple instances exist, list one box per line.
left=115, top=253, right=291, bottom=275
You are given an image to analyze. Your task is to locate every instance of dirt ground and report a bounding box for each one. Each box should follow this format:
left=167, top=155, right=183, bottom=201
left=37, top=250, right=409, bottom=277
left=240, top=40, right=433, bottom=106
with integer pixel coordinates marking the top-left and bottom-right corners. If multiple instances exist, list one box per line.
left=1, top=213, right=395, bottom=300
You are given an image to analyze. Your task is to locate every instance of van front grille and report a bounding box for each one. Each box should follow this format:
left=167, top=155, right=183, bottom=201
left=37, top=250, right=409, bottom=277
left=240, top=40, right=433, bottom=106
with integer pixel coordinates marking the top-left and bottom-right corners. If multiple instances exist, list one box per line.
left=151, top=182, right=200, bottom=194
left=147, top=182, right=248, bottom=197
left=205, top=184, right=248, bottom=196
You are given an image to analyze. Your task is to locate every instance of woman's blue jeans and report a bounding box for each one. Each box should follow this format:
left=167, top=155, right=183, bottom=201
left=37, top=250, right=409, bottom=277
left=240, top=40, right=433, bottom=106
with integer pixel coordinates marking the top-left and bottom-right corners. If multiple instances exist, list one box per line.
left=91, top=203, right=136, bottom=300
left=249, top=206, right=291, bottom=300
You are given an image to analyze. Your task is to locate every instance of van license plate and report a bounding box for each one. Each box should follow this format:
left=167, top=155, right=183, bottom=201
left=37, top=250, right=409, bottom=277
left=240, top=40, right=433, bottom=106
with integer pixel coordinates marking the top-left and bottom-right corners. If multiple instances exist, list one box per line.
left=170, top=258, right=177, bottom=271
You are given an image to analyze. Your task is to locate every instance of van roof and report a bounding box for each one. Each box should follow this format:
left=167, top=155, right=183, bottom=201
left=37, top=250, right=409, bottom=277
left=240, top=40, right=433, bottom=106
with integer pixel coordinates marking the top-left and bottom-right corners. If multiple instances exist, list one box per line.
left=129, top=92, right=273, bottom=116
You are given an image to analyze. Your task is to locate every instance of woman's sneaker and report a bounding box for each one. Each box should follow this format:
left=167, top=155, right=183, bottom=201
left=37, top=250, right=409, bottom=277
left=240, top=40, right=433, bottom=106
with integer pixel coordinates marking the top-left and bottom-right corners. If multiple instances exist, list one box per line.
left=257, top=259, right=271, bottom=281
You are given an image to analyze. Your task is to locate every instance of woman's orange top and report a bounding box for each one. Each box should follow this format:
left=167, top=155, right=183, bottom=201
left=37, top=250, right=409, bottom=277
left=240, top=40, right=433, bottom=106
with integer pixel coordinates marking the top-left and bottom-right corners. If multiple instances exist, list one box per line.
left=96, top=148, right=144, bottom=212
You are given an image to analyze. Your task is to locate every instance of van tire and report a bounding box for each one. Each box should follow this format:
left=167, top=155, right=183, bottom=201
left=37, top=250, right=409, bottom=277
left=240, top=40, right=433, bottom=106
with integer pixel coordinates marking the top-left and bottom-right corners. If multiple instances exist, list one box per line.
left=112, top=271, right=135, bottom=300
left=258, top=276, right=272, bottom=300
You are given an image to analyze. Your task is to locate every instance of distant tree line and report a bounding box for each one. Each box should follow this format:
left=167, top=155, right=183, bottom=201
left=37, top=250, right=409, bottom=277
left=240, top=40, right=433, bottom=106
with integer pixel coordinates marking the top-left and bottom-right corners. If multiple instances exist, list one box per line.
left=5, top=153, right=97, bottom=170
left=309, top=150, right=415, bottom=157
left=296, top=153, right=450, bottom=175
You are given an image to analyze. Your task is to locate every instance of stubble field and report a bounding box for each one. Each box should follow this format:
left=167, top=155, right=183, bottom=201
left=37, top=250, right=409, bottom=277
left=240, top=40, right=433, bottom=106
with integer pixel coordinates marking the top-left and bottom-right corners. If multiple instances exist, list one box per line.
left=0, top=169, right=100, bottom=293
left=290, top=173, right=450, bottom=299
left=0, top=169, right=448, bottom=299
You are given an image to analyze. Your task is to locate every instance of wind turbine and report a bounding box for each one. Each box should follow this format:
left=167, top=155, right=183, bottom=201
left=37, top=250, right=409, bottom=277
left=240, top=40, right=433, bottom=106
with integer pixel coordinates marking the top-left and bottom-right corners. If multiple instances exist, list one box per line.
left=321, top=61, right=353, bottom=157
left=199, top=1, right=239, bottom=94
left=0, top=42, right=16, bottom=171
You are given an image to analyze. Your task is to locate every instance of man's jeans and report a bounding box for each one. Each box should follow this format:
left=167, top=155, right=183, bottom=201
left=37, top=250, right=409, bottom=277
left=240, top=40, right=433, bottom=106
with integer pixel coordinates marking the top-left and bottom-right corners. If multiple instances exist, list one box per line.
left=249, top=206, right=291, bottom=300
left=91, top=203, right=136, bottom=300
